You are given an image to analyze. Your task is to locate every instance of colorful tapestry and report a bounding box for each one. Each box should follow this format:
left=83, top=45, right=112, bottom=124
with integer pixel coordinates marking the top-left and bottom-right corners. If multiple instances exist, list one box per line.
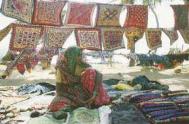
left=171, top=5, right=189, bottom=29
left=0, top=23, right=12, bottom=42
left=32, top=0, right=65, bottom=26
left=102, top=28, right=124, bottom=50
left=44, top=27, right=73, bottom=48
left=10, top=23, right=43, bottom=51
left=75, top=28, right=102, bottom=50
left=65, top=3, right=95, bottom=26
left=162, top=29, right=178, bottom=45
left=124, top=5, right=148, bottom=29
left=179, top=29, right=189, bottom=44
left=125, top=27, right=144, bottom=49
left=145, top=29, right=162, bottom=50
left=1, top=0, right=34, bottom=23
left=96, top=4, right=122, bottom=27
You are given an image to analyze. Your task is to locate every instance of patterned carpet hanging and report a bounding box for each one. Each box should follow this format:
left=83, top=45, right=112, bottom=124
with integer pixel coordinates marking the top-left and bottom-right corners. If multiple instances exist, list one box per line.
left=75, top=28, right=102, bottom=50
left=102, top=28, right=124, bottom=50
left=44, top=27, right=73, bottom=48
left=146, top=29, right=162, bottom=50
left=1, top=0, right=34, bottom=23
left=162, top=28, right=178, bottom=45
left=171, top=5, right=189, bottom=30
left=179, top=29, right=189, bottom=44
left=32, top=0, right=66, bottom=26
left=124, top=5, right=148, bottom=29
left=96, top=4, right=122, bottom=27
left=9, top=23, right=43, bottom=51
left=125, top=27, right=144, bottom=49
left=65, top=2, right=95, bottom=27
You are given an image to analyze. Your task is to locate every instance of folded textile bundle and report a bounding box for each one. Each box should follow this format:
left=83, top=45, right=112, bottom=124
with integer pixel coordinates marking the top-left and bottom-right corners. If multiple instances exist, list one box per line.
left=128, top=90, right=189, bottom=124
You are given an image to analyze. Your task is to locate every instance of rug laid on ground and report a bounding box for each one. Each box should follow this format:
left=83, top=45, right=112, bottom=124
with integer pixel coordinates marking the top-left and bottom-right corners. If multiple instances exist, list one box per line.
left=171, top=5, right=189, bottom=30
left=96, top=4, right=122, bottom=27
left=75, top=28, right=102, bottom=50
left=1, top=0, right=34, bottom=23
left=145, top=29, right=162, bottom=50
left=9, top=23, right=43, bottom=51
left=32, top=0, right=65, bottom=26
left=162, top=28, right=178, bottom=45
left=65, top=2, right=95, bottom=27
left=44, top=27, right=73, bottom=48
left=179, top=29, right=189, bottom=44
left=124, top=5, right=148, bottom=29
left=102, top=28, right=124, bottom=50
left=125, top=27, right=144, bottom=49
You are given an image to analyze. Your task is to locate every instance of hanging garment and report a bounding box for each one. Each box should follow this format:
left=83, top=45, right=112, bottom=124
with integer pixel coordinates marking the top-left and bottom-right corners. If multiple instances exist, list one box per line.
left=96, top=4, right=122, bottom=27
left=124, top=5, right=148, bottom=29
left=1, top=0, right=34, bottom=23
left=162, top=28, right=178, bottom=45
left=102, top=28, right=124, bottom=50
left=145, top=28, right=162, bottom=50
left=0, top=23, right=12, bottom=42
left=75, top=28, right=102, bottom=50
left=125, top=27, right=144, bottom=49
left=179, top=29, right=189, bottom=44
left=44, top=27, right=73, bottom=48
left=65, top=2, right=95, bottom=27
left=9, top=23, right=43, bottom=51
left=32, top=0, right=65, bottom=26
left=171, top=5, right=189, bottom=30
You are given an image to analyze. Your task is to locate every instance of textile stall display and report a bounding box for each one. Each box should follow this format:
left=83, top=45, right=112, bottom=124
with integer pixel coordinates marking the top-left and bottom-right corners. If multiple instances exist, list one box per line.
left=9, top=23, right=43, bottom=51
left=171, top=5, right=189, bottom=30
left=96, top=4, right=122, bottom=27
left=65, top=2, right=96, bottom=27
left=32, top=0, right=66, bottom=26
left=75, top=28, right=102, bottom=50
left=127, top=90, right=189, bottom=124
left=102, top=28, right=125, bottom=50
left=145, top=29, right=162, bottom=50
left=162, top=28, right=178, bottom=45
left=125, top=27, right=144, bottom=49
left=1, top=0, right=34, bottom=23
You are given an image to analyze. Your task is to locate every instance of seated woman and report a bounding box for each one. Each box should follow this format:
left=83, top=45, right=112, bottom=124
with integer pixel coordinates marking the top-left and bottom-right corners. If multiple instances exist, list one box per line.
left=48, top=47, right=110, bottom=112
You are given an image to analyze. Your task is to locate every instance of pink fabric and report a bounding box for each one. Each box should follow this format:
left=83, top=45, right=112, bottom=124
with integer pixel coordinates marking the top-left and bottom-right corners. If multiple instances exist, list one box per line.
left=81, top=68, right=110, bottom=106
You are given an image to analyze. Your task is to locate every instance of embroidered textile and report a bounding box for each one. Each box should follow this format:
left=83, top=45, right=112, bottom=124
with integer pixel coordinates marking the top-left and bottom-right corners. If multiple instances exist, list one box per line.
left=75, top=28, right=102, bottom=50
left=32, top=0, right=65, bottom=26
left=0, top=23, right=12, bottom=42
left=65, top=3, right=95, bottom=26
left=10, top=24, right=43, bottom=51
left=1, top=0, right=34, bottom=23
left=102, top=28, right=124, bottom=50
left=179, top=29, right=189, bottom=44
left=145, top=29, right=162, bottom=50
left=96, top=4, right=122, bottom=27
left=44, top=27, right=73, bottom=48
left=125, top=27, right=144, bottom=49
left=124, top=5, right=148, bottom=29
left=171, top=5, right=189, bottom=29
left=162, top=28, right=178, bottom=45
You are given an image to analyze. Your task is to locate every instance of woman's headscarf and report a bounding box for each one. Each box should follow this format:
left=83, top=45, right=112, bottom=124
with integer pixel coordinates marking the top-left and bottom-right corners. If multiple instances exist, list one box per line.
left=63, top=46, right=89, bottom=74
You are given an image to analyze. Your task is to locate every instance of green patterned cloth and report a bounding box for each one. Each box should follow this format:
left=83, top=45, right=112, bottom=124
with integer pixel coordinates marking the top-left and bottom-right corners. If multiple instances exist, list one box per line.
left=69, top=107, right=100, bottom=124
left=171, top=5, right=188, bottom=29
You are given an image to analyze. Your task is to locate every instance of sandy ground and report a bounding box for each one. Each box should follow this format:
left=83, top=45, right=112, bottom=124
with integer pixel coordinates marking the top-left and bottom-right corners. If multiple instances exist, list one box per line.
left=0, top=62, right=189, bottom=91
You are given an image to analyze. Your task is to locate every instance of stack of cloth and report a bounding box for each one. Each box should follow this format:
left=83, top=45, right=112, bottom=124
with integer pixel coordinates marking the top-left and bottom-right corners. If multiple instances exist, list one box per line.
left=127, top=90, right=189, bottom=124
